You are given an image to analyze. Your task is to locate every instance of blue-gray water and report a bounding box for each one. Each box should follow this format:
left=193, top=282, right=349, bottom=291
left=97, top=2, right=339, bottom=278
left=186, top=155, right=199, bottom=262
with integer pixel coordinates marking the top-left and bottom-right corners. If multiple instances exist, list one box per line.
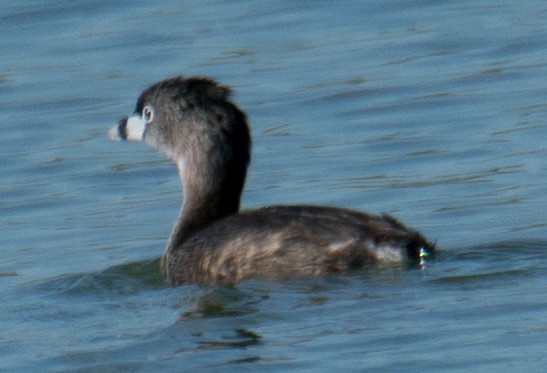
left=1, top=1, right=546, bottom=371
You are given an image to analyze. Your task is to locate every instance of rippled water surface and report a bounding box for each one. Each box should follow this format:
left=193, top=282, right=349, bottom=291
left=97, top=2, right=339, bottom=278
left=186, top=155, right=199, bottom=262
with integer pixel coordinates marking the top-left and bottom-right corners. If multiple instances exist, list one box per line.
left=1, top=1, right=546, bottom=371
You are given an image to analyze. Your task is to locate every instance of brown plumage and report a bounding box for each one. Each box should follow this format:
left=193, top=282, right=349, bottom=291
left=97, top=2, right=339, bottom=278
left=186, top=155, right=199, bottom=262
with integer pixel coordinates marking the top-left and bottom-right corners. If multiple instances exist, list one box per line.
left=109, top=76, right=435, bottom=286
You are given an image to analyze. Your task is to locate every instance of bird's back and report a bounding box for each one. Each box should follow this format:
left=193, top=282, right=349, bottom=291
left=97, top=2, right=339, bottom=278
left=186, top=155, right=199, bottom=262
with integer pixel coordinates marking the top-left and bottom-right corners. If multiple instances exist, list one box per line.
left=162, top=205, right=434, bottom=285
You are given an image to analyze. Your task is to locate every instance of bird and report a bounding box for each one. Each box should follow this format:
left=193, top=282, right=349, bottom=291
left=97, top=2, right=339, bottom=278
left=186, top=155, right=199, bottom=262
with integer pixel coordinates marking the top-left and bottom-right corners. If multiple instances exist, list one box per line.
left=108, top=76, right=435, bottom=285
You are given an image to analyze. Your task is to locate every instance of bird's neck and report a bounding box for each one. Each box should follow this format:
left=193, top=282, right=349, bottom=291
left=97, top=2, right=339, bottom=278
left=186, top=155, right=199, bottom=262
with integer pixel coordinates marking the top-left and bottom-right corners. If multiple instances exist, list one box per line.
left=166, top=157, right=246, bottom=252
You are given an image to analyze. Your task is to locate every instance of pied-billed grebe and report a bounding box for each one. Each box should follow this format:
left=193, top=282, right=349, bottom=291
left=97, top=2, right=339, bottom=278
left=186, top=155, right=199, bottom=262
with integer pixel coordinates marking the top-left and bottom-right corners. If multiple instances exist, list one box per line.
left=108, top=76, right=435, bottom=285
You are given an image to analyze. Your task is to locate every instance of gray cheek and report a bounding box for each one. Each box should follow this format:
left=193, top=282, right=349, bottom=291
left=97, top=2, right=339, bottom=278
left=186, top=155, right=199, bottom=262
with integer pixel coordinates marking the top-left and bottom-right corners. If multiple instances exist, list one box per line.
left=144, top=128, right=178, bottom=160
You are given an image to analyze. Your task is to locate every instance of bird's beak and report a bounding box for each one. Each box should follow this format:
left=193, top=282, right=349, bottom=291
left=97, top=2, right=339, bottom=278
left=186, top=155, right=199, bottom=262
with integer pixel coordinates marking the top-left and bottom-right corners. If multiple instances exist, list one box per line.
left=108, top=114, right=146, bottom=141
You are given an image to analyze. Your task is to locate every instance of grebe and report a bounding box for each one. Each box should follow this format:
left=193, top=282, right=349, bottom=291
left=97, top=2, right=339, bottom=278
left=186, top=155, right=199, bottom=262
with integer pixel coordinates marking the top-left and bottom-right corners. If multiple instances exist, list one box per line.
left=108, top=76, right=434, bottom=285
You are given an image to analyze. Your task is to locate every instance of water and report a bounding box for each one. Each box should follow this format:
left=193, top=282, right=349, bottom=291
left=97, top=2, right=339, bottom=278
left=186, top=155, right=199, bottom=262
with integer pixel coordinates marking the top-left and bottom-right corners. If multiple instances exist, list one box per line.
left=1, top=0, right=546, bottom=371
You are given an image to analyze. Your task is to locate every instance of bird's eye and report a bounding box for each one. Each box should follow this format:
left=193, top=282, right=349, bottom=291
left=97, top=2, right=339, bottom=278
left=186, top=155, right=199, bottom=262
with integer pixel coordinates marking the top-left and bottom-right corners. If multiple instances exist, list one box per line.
left=142, top=105, right=154, bottom=124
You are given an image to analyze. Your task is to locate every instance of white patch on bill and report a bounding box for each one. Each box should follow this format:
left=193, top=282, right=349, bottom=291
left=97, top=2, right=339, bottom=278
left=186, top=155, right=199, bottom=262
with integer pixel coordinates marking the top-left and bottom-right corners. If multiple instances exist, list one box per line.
left=125, top=114, right=146, bottom=141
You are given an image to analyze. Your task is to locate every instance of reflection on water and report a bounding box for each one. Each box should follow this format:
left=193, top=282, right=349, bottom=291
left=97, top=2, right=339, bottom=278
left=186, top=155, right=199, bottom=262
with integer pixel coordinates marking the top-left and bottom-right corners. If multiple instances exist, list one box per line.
left=16, top=239, right=545, bottom=372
